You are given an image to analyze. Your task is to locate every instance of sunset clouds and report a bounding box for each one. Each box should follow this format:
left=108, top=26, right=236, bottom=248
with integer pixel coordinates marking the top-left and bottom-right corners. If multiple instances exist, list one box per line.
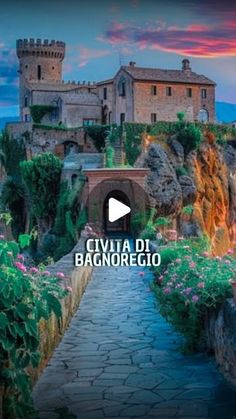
left=102, top=20, right=236, bottom=58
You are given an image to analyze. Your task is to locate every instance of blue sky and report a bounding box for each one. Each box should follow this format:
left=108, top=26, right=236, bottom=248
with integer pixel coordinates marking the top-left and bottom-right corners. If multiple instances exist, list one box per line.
left=0, top=0, right=236, bottom=117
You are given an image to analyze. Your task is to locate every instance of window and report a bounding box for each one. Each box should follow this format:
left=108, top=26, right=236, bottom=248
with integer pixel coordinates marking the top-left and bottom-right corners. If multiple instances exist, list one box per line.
left=151, top=113, right=157, bottom=123
left=186, top=88, right=192, bottom=98
left=151, top=85, right=157, bottom=95
left=120, top=113, right=125, bottom=125
left=24, top=114, right=31, bottom=122
left=121, top=82, right=126, bottom=97
left=103, top=87, right=107, bottom=100
left=201, top=89, right=207, bottom=99
left=166, top=86, right=172, bottom=96
left=118, top=77, right=126, bottom=97
left=198, top=108, right=209, bottom=123
left=50, top=107, right=59, bottom=122
left=37, top=65, right=41, bottom=80
left=24, top=96, right=28, bottom=107
left=83, top=119, right=95, bottom=126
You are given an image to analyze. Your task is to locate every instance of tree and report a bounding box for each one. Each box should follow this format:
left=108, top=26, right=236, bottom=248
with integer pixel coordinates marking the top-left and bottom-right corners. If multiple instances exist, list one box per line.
left=20, top=153, right=62, bottom=241
left=0, top=130, right=27, bottom=237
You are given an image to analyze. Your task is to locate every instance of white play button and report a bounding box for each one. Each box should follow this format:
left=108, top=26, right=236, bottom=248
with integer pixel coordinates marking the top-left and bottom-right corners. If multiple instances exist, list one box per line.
left=108, top=198, right=131, bottom=223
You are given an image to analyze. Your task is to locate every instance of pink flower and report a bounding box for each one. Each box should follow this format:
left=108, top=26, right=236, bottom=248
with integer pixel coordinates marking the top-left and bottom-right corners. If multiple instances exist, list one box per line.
left=17, top=254, right=24, bottom=261
left=30, top=267, right=39, bottom=274
left=175, top=258, right=181, bottom=264
left=56, top=271, right=65, bottom=279
left=202, top=251, right=209, bottom=257
left=189, top=262, right=196, bottom=269
left=227, top=249, right=234, bottom=255
left=224, top=259, right=231, bottom=265
left=163, top=287, right=171, bottom=295
left=184, top=255, right=191, bottom=260
left=159, top=275, right=164, bottom=282
left=215, top=256, right=222, bottom=261
left=138, top=271, right=145, bottom=276
left=175, top=283, right=182, bottom=289
left=198, top=282, right=205, bottom=289
left=42, top=270, right=50, bottom=276
left=192, top=295, right=199, bottom=303
left=0, top=234, right=5, bottom=240
left=15, top=261, right=27, bottom=273
left=66, top=286, right=73, bottom=292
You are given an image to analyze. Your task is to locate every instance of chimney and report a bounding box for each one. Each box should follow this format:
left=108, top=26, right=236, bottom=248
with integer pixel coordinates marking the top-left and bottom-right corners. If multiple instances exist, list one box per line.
left=129, top=61, right=136, bottom=67
left=182, top=59, right=191, bottom=72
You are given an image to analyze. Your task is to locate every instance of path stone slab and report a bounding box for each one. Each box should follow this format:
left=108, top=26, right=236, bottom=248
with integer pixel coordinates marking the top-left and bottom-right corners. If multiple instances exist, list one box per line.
left=33, top=262, right=236, bottom=418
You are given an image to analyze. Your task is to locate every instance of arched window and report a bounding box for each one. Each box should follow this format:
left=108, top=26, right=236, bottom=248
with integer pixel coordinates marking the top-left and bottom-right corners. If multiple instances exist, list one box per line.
left=24, top=96, right=28, bottom=107
left=118, top=76, right=126, bottom=97
left=71, top=174, right=78, bottom=187
left=198, top=108, right=209, bottom=123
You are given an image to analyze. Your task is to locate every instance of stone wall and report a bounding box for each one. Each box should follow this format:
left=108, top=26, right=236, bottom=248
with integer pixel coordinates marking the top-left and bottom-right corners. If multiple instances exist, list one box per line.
left=205, top=299, right=236, bottom=385
left=30, top=239, right=93, bottom=383
left=134, top=82, right=215, bottom=123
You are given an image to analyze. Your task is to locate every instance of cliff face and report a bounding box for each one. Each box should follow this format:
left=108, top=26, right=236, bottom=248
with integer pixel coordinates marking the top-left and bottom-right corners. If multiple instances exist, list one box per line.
left=141, top=137, right=236, bottom=256
left=187, top=143, right=235, bottom=255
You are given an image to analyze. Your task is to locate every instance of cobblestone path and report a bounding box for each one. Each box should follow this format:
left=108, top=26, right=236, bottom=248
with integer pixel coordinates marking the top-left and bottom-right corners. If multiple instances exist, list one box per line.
left=33, top=263, right=236, bottom=419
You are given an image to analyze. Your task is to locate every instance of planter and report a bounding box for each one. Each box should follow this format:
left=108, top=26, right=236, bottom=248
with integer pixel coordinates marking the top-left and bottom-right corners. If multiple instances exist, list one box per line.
left=231, top=281, right=236, bottom=304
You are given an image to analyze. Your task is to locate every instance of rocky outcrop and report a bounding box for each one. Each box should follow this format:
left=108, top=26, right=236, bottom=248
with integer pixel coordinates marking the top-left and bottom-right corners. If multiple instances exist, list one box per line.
left=187, top=143, right=233, bottom=255
left=224, top=145, right=236, bottom=244
left=143, top=144, right=183, bottom=215
left=178, top=175, right=197, bottom=206
left=139, top=139, right=236, bottom=255
left=167, top=136, right=184, bottom=168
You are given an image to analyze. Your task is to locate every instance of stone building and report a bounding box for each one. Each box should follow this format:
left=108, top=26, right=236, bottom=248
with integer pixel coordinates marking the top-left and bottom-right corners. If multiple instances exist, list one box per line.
left=16, top=39, right=101, bottom=127
left=97, top=59, right=216, bottom=124
left=16, top=38, right=216, bottom=127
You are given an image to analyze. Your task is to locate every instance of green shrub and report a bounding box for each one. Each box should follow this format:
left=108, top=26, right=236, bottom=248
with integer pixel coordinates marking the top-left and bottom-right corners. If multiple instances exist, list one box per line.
left=0, top=236, right=67, bottom=417
left=53, top=178, right=85, bottom=260
left=182, top=205, right=194, bottom=216
left=177, top=123, right=202, bottom=155
left=176, top=166, right=188, bottom=177
left=21, top=153, right=62, bottom=237
left=84, top=124, right=114, bottom=151
left=154, top=216, right=171, bottom=228
left=153, top=237, right=234, bottom=352
left=105, top=145, right=115, bottom=168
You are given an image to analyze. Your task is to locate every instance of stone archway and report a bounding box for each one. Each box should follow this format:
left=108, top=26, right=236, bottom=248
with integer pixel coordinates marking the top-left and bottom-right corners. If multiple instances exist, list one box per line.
left=103, top=190, right=131, bottom=235
left=83, top=168, right=150, bottom=235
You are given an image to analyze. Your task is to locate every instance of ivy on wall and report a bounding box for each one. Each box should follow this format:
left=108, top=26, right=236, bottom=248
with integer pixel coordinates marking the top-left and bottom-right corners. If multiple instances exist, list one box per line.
left=29, top=105, right=56, bottom=124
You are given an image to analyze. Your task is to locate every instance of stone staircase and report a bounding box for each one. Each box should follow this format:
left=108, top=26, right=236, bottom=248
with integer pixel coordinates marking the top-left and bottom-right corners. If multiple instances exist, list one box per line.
left=106, top=137, right=124, bottom=166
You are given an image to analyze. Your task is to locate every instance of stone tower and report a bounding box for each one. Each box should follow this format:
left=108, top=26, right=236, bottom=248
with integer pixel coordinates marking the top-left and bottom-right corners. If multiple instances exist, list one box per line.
left=16, top=38, right=65, bottom=120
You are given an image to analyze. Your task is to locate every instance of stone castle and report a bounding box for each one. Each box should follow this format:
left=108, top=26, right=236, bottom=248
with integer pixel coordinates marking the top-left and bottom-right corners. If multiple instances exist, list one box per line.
left=17, top=38, right=216, bottom=127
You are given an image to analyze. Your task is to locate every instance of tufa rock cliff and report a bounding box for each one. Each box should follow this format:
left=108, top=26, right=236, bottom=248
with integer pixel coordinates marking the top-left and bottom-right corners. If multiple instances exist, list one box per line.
left=139, top=138, right=236, bottom=256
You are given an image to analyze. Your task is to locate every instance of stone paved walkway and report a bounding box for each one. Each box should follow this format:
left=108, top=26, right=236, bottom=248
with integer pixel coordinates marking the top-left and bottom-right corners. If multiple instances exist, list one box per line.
left=33, top=262, right=236, bottom=419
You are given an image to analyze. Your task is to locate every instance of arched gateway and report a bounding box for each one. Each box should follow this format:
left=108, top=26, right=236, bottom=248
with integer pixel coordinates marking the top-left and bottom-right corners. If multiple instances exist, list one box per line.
left=103, top=190, right=131, bottom=235
left=83, top=168, right=150, bottom=235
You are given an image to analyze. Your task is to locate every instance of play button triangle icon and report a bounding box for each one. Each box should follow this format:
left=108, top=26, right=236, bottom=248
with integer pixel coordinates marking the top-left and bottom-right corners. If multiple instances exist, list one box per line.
left=108, top=197, right=131, bottom=223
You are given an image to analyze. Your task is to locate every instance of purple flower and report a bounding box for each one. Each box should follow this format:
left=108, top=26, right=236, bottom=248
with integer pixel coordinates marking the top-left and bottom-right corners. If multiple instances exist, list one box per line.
left=192, top=295, right=199, bottom=303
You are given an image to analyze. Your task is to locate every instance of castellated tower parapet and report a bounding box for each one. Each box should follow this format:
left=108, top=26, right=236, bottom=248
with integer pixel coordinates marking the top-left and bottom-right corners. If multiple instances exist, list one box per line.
left=16, top=38, right=65, bottom=60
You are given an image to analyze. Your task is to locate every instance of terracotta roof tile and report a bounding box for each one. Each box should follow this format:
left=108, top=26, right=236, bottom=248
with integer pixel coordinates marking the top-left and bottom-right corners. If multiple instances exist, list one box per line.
left=122, top=66, right=216, bottom=85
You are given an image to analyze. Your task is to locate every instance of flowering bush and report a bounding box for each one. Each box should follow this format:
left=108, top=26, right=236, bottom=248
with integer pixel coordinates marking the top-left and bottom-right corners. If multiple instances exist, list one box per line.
left=153, top=237, right=236, bottom=352
left=0, top=237, right=68, bottom=418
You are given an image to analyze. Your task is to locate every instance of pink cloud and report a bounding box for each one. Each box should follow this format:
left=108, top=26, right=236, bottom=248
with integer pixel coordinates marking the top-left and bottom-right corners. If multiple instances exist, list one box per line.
left=101, top=20, right=236, bottom=58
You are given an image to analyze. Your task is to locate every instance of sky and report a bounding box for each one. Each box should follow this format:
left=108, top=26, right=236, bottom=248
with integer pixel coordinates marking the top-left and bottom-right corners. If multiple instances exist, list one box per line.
left=0, top=0, right=236, bottom=117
